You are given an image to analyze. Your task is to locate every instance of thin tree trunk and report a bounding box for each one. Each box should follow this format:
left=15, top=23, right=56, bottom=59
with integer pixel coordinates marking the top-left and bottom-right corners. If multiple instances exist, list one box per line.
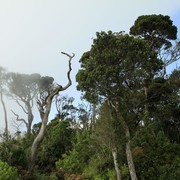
left=144, top=86, right=149, bottom=126
left=124, top=121, right=137, bottom=180
left=112, top=147, right=121, bottom=180
left=27, top=104, right=34, bottom=135
left=90, top=103, right=96, bottom=132
left=0, top=87, right=8, bottom=140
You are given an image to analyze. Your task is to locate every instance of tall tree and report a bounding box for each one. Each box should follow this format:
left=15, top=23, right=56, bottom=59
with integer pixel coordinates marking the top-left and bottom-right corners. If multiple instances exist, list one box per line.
left=130, top=15, right=180, bottom=138
left=130, top=14, right=179, bottom=76
left=7, top=73, right=41, bottom=135
left=29, top=52, right=74, bottom=172
left=0, top=66, right=8, bottom=139
left=76, top=31, right=162, bottom=179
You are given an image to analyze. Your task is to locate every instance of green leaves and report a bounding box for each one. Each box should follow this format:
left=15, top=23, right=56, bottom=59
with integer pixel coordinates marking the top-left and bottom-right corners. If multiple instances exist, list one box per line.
left=76, top=31, right=162, bottom=104
left=0, top=161, right=20, bottom=180
left=133, top=126, right=180, bottom=179
left=130, top=14, right=177, bottom=50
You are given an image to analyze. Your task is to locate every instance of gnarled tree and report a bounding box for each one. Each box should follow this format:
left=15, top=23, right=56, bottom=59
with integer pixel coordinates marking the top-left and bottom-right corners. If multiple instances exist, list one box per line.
left=29, top=52, right=74, bottom=172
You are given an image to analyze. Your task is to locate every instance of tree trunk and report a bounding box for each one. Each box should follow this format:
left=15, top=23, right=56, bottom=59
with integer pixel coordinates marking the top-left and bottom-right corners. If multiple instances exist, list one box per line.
left=124, top=121, right=137, bottom=180
left=144, top=85, right=149, bottom=126
left=28, top=116, right=48, bottom=172
left=90, top=103, right=96, bottom=132
left=27, top=103, right=34, bottom=135
left=112, top=147, right=121, bottom=180
left=0, top=87, right=8, bottom=140
left=29, top=94, right=53, bottom=172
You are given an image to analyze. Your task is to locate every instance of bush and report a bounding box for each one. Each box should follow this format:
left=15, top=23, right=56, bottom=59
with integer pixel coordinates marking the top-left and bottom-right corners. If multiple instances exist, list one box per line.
left=0, top=161, right=20, bottom=180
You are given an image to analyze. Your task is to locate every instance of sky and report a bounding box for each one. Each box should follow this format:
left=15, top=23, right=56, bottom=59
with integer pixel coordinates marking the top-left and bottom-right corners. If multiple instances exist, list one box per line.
left=0, top=0, right=180, bottom=132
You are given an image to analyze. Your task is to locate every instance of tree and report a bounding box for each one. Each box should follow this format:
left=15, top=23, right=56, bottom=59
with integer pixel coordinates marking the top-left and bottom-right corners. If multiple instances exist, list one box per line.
left=7, top=73, right=41, bottom=135
left=29, top=52, right=74, bottom=172
left=133, top=124, right=180, bottom=179
left=77, top=98, right=96, bottom=131
left=147, top=69, right=180, bottom=142
left=130, top=14, right=177, bottom=49
left=130, top=14, right=180, bottom=76
left=0, top=66, right=9, bottom=140
left=76, top=31, right=163, bottom=179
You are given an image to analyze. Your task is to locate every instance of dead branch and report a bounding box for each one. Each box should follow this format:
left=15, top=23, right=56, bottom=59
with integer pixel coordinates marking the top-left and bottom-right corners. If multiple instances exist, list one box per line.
left=11, top=110, right=28, bottom=128
left=60, top=52, right=75, bottom=90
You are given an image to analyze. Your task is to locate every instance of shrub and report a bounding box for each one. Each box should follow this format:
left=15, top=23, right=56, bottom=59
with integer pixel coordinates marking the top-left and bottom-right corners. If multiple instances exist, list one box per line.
left=0, top=161, right=20, bottom=180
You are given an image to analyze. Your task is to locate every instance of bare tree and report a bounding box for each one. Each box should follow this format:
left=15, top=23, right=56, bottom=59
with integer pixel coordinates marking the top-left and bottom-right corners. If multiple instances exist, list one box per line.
left=0, top=66, right=9, bottom=140
left=7, top=73, right=41, bottom=135
left=29, top=52, right=75, bottom=172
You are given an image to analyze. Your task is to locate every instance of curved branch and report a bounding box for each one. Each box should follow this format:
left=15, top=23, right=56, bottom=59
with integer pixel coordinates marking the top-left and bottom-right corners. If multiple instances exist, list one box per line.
left=60, top=52, right=75, bottom=91
left=15, top=100, right=28, bottom=114
left=11, top=110, right=28, bottom=128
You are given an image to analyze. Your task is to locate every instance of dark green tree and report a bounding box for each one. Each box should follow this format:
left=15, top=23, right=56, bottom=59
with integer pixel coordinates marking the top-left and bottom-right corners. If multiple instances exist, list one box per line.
left=130, top=14, right=180, bottom=76
left=147, top=68, right=180, bottom=142
left=76, top=31, right=162, bottom=179
left=130, top=14, right=177, bottom=49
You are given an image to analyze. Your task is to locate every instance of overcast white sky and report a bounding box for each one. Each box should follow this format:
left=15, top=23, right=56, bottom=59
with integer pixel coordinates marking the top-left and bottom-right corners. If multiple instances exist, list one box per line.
left=0, top=0, right=180, bottom=132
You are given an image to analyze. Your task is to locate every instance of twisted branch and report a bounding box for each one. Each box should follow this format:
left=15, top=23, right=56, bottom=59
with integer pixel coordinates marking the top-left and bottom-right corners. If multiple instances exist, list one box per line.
left=60, top=52, right=75, bottom=90
left=11, top=110, right=28, bottom=128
